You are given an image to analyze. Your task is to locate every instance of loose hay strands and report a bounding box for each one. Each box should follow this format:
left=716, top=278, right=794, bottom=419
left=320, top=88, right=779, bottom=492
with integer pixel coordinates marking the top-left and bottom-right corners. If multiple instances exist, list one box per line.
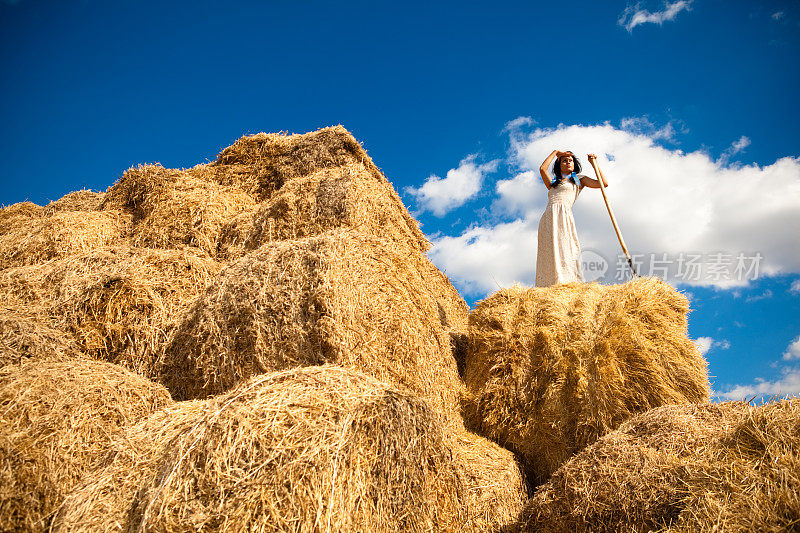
left=216, top=161, right=429, bottom=259
left=55, top=366, right=474, bottom=532
left=0, top=201, right=42, bottom=235
left=463, top=277, right=710, bottom=484
left=0, top=209, right=129, bottom=270
left=160, top=228, right=468, bottom=421
left=0, top=306, right=78, bottom=367
left=0, top=358, right=172, bottom=532
left=102, top=164, right=256, bottom=257
left=0, top=246, right=220, bottom=379
left=520, top=400, right=800, bottom=532
left=209, top=125, right=384, bottom=200
left=453, top=428, right=529, bottom=531
left=42, top=189, right=105, bottom=214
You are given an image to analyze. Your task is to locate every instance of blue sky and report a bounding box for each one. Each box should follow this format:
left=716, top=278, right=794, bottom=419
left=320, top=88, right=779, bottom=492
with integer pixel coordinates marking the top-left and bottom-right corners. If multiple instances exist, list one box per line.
left=2, top=0, right=799, bottom=400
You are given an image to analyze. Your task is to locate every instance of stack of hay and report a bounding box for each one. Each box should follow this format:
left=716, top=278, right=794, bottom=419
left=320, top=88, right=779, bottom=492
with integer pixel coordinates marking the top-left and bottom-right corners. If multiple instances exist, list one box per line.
left=461, top=277, right=711, bottom=484
left=0, top=126, right=528, bottom=531
left=54, top=365, right=527, bottom=532
left=519, top=399, right=800, bottom=531
left=0, top=358, right=172, bottom=531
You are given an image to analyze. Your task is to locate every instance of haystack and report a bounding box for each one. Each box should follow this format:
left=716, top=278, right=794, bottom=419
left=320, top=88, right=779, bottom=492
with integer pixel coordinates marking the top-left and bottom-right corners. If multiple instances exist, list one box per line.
left=102, top=164, right=256, bottom=256
left=454, top=429, right=529, bottom=530
left=0, top=201, right=42, bottom=232
left=520, top=400, right=800, bottom=532
left=0, top=246, right=220, bottom=378
left=0, top=358, right=172, bottom=532
left=216, top=160, right=429, bottom=259
left=55, top=365, right=524, bottom=532
left=208, top=125, right=384, bottom=200
left=0, top=208, right=128, bottom=270
left=160, top=228, right=468, bottom=420
left=0, top=307, right=77, bottom=367
left=42, top=189, right=105, bottom=214
left=463, top=276, right=710, bottom=483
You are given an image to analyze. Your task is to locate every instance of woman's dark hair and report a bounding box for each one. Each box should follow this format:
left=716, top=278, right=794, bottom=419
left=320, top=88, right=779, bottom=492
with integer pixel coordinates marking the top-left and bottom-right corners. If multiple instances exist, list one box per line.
left=552, top=153, right=582, bottom=186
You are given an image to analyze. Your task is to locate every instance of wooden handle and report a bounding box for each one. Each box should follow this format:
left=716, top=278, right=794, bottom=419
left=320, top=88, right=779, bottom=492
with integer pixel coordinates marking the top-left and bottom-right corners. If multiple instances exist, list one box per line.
left=588, top=157, right=638, bottom=277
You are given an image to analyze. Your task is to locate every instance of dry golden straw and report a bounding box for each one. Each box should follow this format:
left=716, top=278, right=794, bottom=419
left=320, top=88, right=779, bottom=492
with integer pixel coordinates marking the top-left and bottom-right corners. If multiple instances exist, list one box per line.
left=0, top=246, right=220, bottom=378
left=0, top=306, right=77, bottom=367
left=54, top=365, right=526, bottom=532
left=102, top=164, right=256, bottom=257
left=160, top=228, right=468, bottom=421
left=0, top=358, right=172, bottom=532
left=0, top=207, right=128, bottom=270
left=216, top=161, right=429, bottom=259
left=463, top=276, right=710, bottom=484
left=520, top=400, right=800, bottom=532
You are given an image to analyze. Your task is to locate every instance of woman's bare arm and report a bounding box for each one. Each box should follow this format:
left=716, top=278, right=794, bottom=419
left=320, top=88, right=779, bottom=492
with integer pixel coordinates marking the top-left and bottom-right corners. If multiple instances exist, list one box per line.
left=579, top=154, right=609, bottom=189
left=539, top=149, right=562, bottom=190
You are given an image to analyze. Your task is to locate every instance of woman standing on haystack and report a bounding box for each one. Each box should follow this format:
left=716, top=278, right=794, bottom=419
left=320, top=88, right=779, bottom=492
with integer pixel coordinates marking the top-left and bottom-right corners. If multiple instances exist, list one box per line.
left=535, top=150, right=608, bottom=287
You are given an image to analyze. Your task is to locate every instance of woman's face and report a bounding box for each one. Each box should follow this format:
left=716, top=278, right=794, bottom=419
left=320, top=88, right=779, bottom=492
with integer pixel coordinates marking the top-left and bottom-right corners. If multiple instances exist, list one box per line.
left=559, top=155, right=575, bottom=174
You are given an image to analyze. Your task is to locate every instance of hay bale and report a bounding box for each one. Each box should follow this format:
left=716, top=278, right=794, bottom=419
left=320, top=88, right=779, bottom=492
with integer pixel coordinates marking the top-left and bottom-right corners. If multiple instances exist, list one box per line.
left=0, top=307, right=78, bottom=367
left=160, top=228, right=468, bottom=420
left=0, top=358, right=172, bottom=532
left=519, top=400, right=800, bottom=532
left=216, top=161, right=429, bottom=259
left=463, top=277, right=710, bottom=484
left=0, top=210, right=128, bottom=270
left=102, top=164, right=256, bottom=256
left=454, top=428, right=529, bottom=531
left=0, top=201, right=42, bottom=236
left=54, top=366, right=476, bottom=532
left=209, top=125, right=382, bottom=200
left=42, top=189, right=105, bottom=214
left=0, top=246, right=220, bottom=379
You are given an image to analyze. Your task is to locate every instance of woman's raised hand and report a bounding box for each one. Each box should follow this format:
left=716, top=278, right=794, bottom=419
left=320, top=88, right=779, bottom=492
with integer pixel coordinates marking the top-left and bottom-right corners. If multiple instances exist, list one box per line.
left=587, top=153, right=597, bottom=161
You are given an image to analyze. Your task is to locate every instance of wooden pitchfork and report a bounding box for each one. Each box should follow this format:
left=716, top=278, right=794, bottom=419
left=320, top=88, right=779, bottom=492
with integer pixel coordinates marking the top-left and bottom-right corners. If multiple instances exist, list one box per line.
left=587, top=154, right=638, bottom=277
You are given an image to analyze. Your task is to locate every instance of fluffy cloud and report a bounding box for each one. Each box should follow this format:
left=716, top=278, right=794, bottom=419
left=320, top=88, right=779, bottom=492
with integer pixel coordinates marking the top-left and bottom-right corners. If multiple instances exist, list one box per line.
left=618, top=1, right=693, bottom=32
left=717, top=366, right=800, bottom=400
left=406, top=155, right=499, bottom=217
left=790, top=279, right=800, bottom=294
left=783, top=335, right=800, bottom=361
left=428, top=219, right=538, bottom=296
left=694, top=337, right=713, bottom=355
left=424, top=119, right=800, bottom=296
left=694, top=337, right=730, bottom=355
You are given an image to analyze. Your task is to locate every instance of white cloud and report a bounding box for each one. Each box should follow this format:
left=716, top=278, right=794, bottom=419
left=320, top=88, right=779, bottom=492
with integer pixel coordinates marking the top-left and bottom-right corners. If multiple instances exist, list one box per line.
left=783, top=335, right=800, bottom=361
left=717, top=135, right=751, bottom=165
left=717, top=366, right=800, bottom=400
left=745, top=289, right=773, bottom=302
left=620, top=116, right=681, bottom=142
left=772, top=11, right=785, bottom=21
left=790, top=279, right=800, bottom=294
left=405, top=155, right=499, bottom=217
left=504, top=116, right=535, bottom=132
left=618, top=1, right=693, bottom=32
left=428, top=219, right=538, bottom=295
left=694, top=337, right=730, bottom=355
left=423, top=119, right=800, bottom=296
left=695, top=337, right=714, bottom=355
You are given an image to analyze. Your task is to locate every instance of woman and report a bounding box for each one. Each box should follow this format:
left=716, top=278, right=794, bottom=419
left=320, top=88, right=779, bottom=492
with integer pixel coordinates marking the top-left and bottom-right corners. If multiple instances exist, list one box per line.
left=535, top=150, right=608, bottom=287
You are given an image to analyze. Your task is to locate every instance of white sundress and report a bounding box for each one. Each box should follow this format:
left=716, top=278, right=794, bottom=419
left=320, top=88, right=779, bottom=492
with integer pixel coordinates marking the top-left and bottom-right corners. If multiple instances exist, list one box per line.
left=535, top=177, right=585, bottom=287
